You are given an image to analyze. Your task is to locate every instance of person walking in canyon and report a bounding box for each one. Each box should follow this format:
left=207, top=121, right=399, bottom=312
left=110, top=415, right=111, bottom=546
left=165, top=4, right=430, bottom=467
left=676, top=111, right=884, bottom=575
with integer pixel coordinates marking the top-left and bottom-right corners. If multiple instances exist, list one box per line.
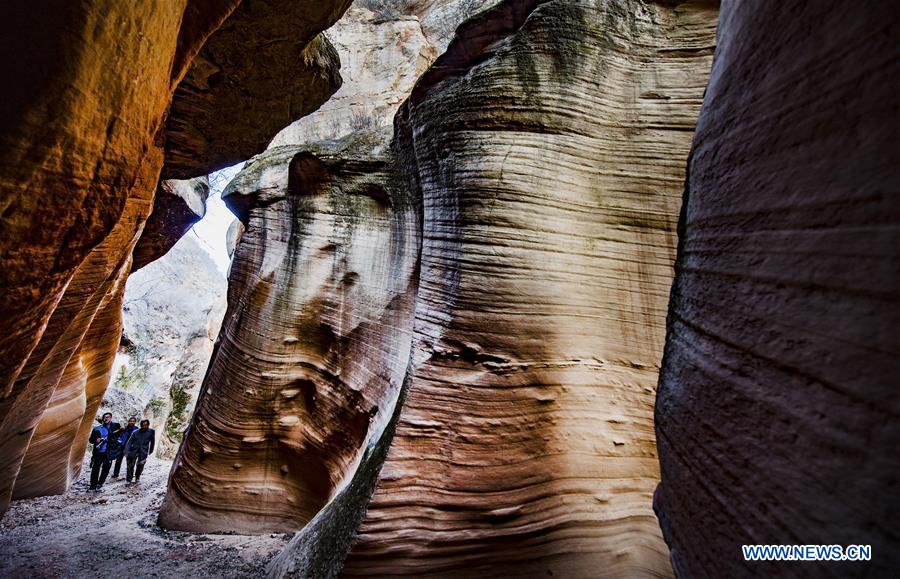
left=111, top=417, right=138, bottom=478
left=124, top=419, right=156, bottom=483
left=87, top=412, right=120, bottom=491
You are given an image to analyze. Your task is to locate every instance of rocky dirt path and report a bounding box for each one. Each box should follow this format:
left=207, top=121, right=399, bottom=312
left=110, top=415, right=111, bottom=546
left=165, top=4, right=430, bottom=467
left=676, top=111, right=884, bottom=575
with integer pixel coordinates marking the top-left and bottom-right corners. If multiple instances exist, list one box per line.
left=0, top=459, right=290, bottom=578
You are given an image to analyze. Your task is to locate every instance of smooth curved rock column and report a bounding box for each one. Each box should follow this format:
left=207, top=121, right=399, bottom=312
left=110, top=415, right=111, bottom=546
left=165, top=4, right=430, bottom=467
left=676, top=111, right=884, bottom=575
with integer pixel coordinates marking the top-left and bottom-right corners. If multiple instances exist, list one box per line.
left=343, top=0, right=718, bottom=576
left=653, top=1, right=900, bottom=577
left=159, top=133, right=420, bottom=533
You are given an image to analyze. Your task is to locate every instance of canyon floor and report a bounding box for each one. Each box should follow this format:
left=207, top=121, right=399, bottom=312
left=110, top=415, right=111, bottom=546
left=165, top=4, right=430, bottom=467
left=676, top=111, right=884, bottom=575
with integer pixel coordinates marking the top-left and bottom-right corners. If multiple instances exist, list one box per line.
left=0, top=459, right=290, bottom=578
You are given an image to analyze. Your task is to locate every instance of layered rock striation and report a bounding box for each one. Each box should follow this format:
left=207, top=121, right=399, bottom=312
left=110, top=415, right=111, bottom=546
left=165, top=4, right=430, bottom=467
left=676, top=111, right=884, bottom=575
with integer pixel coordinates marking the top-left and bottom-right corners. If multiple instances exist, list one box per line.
left=161, top=0, right=719, bottom=574
left=158, top=131, right=420, bottom=533
left=0, top=0, right=236, bottom=513
left=0, top=0, right=352, bottom=514
left=341, top=1, right=718, bottom=576
left=653, top=1, right=900, bottom=577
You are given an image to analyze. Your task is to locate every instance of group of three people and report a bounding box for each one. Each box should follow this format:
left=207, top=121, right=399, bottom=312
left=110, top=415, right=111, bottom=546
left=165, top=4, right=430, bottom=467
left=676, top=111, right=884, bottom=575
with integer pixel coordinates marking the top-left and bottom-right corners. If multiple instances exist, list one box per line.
left=87, top=412, right=156, bottom=491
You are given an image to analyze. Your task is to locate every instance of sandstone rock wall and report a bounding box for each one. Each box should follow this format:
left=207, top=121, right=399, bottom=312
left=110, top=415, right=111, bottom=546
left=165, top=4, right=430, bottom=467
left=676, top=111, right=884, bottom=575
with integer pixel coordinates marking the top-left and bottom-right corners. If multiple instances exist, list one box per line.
left=131, top=177, right=209, bottom=272
left=158, top=132, right=420, bottom=533
left=341, top=1, right=718, bottom=576
left=269, top=0, right=499, bottom=146
left=13, top=269, right=128, bottom=499
left=4, top=154, right=156, bottom=505
left=653, top=1, right=900, bottom=577
left=0, top=0, right=234, bottom=405
left=0, top=0, right=235, bottom=513
left=0, top=0, right=352, bottom=514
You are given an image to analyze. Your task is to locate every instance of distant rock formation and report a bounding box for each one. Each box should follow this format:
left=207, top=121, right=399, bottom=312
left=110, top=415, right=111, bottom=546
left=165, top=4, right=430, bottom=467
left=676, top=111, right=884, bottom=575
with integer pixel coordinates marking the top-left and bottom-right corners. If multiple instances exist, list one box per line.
left=653, top=1, right=900, bottom=577
left=104, top=234, right=227, bottom=459
left=269, top=0, right=500, bottom=146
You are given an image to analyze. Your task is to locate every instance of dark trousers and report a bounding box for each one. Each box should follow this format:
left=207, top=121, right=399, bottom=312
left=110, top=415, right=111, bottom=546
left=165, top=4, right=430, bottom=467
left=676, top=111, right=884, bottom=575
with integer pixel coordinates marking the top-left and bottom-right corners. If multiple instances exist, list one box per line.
left=112, top=454, right=124, bottom=477
left=126, top=455, right=146, bottom=481
left=89, top=452, right=110, bottom=488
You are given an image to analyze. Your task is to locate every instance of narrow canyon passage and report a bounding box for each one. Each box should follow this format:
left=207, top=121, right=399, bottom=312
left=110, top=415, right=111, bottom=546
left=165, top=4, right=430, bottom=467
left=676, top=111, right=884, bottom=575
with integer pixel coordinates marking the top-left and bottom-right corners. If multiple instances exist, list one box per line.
left=1, top=1, right=897, bottom=578
left=1, top=460, right=290, bottom=578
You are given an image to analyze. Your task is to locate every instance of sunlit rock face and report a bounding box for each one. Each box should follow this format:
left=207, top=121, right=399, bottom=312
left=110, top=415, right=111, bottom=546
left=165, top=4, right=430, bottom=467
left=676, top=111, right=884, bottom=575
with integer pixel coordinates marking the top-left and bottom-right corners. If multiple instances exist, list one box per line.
left=12, top=267, right=129, bottom=500
left=340, top=0, right=718, bottom=576
left=158, top=132, right=420, bottom=534
left=1, top=154, right=158, bottom=509
left=0, top=0, right=353, bottom=515
left=0, top=0, right=238, bottom=514
left=653, top=2, right=900, bottom=577
left=269, top=0, right=500, bottom=146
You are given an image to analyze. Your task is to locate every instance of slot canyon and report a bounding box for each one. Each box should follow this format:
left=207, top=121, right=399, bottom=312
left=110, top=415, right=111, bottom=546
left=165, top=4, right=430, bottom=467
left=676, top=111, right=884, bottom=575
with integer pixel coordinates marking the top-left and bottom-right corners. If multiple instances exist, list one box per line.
left=0, top=1, right=897, bottom=578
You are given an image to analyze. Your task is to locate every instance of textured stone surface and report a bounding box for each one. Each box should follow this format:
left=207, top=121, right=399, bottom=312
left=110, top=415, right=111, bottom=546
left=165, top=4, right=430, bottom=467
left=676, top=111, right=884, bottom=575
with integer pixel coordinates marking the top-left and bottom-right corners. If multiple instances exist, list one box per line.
left=162, top=0, right=352, bottom=179
left=158, top=131, right=420, bottom=534
left=0, top=0, right=236, bottom=514
left=270, top=0, right=499, bottom=146
left=0, top=0, right=223, bottom=390
left=653, top=2, right=900, bottom=577
left=0, top=0, right=354, bottom=515
left=10, top=184, right=152, bottom=500
left=0, top=3, right=236, bottom=513
left=131, top=177, right=209, bottom=272
left=341, top=0, right=717, bottom=576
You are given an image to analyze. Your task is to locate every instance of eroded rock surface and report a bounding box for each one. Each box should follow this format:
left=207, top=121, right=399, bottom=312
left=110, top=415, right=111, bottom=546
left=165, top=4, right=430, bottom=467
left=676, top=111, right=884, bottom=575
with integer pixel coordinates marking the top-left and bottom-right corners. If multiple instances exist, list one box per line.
left=158, top=132, right=420, bottom=534
left=653, top=1, right=900, bottom=577
left=341, top=0, right=717, bottom=576
left=0, top=0, right=352, bottom=515
left=0, top=0, right=238, bottom=513
left=131, top=177, right=209, bottom=272
left=162, top=0, right=353, bottom=179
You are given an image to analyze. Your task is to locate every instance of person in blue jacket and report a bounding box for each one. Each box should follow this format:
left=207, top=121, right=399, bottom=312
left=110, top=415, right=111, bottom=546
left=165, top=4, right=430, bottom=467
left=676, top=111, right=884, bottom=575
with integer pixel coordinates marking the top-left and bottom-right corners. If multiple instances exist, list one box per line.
left=87, top=412, right=120, bottom=491
left=111, top=417, right=138, bottom=478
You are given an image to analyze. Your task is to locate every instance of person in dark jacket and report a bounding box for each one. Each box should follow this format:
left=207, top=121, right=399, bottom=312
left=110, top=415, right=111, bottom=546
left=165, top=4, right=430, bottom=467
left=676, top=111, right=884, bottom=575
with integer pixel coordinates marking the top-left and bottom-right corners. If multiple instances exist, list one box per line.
left=88, top=412, right=120, bottom=491
left=124, top=419, right=155, bottom=483
left=111, top=417, right=138, bottom=478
